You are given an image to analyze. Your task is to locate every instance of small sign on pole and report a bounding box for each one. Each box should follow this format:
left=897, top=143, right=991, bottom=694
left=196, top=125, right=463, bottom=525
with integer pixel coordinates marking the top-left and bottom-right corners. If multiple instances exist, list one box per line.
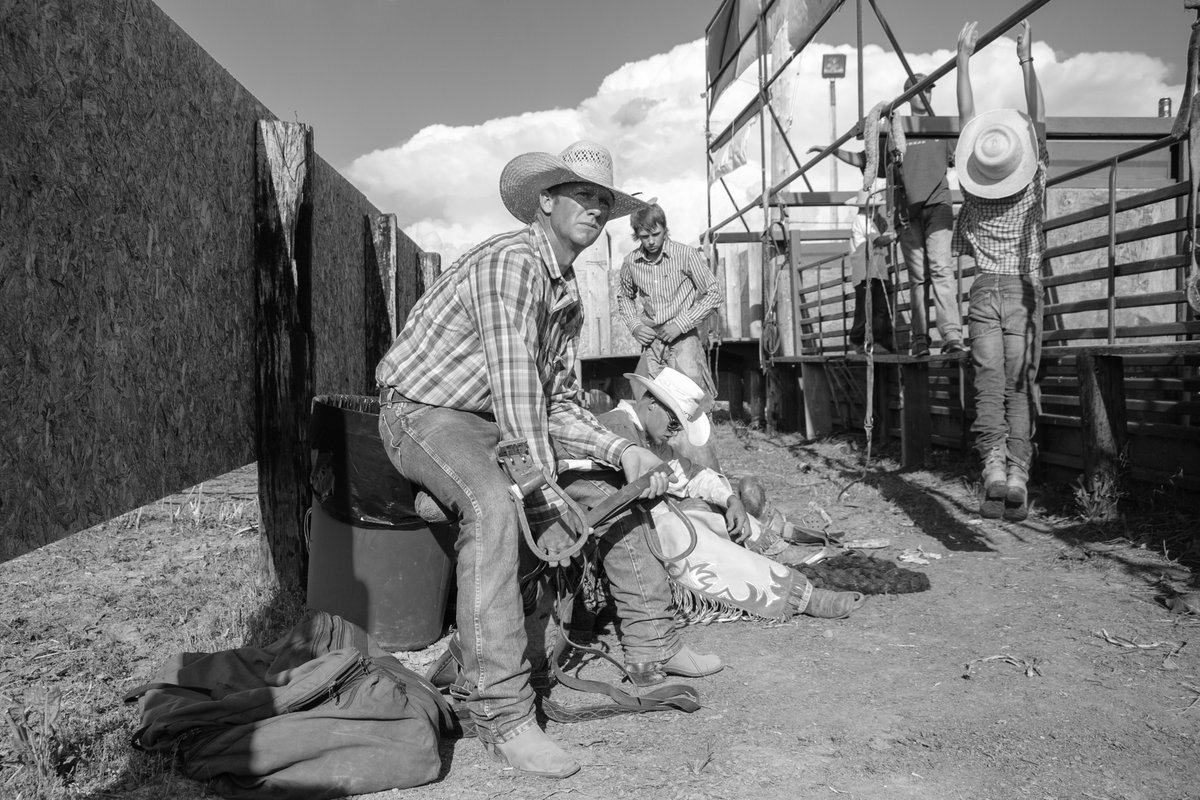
left=821, top=54, right=846, bottom=79
left=821, top=54, right=847, bottom=221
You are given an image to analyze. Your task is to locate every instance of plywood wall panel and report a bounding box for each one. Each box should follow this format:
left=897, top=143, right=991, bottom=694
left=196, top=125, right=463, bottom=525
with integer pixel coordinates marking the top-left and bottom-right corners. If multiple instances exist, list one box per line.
left=0, top=0, right=417, bottom=560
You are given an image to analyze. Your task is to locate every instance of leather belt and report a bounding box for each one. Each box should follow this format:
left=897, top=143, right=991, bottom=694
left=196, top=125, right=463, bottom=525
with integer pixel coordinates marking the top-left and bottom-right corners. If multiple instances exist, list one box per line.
left=379, top=387, right=417, bottom=405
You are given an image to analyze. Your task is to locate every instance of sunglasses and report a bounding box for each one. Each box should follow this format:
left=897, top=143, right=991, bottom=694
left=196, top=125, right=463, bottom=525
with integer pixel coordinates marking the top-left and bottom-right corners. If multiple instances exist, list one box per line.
left=650, top=397, right=683, bottom=435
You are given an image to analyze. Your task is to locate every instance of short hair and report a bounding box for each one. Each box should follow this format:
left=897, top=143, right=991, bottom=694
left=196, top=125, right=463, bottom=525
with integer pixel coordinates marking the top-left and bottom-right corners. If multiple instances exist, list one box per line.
left=630, top=203, right=668, bottom=238
left=904, top=73, right=929, bottom=92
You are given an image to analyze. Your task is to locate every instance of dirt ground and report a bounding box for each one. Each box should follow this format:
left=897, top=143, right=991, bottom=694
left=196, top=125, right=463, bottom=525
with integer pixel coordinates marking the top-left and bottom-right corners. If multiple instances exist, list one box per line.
left=2, top=419, right=1199, bottom=800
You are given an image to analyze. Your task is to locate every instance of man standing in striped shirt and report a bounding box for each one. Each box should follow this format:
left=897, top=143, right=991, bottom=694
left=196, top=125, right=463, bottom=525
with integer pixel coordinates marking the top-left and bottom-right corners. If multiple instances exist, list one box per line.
left=376, top=141, right=719, bottom=780
left=618, top=204, right=723, bottom=469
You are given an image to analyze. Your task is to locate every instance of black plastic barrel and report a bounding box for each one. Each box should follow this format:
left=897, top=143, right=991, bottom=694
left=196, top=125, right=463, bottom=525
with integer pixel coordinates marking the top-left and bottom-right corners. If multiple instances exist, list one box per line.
left=306, top=395, right=454, bottom=651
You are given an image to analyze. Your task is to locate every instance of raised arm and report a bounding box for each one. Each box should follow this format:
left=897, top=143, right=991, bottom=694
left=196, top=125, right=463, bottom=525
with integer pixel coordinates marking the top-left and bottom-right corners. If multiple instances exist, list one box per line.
left=1017, top=19, right=1045, bottom=125
left=808, top=145, right=866, bottom=170
left=957, top=21, right=979, bottom=126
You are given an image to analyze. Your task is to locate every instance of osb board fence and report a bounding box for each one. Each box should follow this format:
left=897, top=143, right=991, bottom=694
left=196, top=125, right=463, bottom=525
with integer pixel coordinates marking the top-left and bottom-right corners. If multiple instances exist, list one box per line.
left=1043, top=189, right=1177, bottom=338
left=0, top=0, right=422, bottom=560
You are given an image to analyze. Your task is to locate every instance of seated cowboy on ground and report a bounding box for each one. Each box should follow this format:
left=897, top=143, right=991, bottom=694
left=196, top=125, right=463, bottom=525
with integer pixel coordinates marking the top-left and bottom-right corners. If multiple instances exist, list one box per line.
left=377, top=139, right=722, bottom=780
left=588, top=367, right=867, bottom=622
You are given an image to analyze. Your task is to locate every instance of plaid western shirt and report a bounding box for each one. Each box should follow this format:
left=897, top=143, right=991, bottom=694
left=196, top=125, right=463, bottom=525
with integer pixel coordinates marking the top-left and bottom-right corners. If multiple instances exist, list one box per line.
left=375, top=223, right=632, bottom=522
left=952, top=140, right=1050, bottom=276
left=617, top=237, right=722, bottom=334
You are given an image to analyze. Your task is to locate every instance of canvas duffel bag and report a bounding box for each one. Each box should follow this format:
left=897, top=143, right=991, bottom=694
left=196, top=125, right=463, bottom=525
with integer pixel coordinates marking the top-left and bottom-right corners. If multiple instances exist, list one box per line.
left=125, top=611, right=451, bottom=799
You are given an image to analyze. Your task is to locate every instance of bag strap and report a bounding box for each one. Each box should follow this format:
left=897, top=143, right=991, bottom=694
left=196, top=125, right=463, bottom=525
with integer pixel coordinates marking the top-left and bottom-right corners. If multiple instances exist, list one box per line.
left=122, top=682, right=214, bottom=704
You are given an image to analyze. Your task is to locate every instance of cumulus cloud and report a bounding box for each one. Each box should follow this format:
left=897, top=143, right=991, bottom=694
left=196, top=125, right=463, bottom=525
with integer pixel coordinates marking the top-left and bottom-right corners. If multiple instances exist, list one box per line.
left=345, top=35, right=1181, bottom=265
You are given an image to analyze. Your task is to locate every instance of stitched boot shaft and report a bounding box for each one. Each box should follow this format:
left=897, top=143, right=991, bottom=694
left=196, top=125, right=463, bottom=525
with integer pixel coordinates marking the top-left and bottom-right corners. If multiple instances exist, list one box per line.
left=980, top=448, right=1007, bottom=518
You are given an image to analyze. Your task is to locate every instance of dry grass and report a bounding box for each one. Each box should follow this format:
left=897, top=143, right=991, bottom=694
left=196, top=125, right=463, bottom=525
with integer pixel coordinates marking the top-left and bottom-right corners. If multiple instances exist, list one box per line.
left=2, top=432, right=1197, bottom=799
left=0, top=466, right=302, bottom=800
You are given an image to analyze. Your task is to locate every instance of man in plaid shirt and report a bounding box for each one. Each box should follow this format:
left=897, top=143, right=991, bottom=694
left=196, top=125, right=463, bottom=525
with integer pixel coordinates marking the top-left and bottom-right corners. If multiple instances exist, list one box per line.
left=618, top=203, right=723, bottom=468
left=955, top=19, right=1048, bottom=522
left=376, top=141, right=719, bottom=779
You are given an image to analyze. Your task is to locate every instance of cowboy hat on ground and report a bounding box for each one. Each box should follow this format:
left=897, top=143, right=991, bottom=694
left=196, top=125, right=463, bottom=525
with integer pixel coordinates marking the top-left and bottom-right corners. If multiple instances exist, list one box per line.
left=625, top=367, right=713, bottom=447
left=956, top=108, right=1039, bottom=199
left=500, top=140, right=647, bottom=224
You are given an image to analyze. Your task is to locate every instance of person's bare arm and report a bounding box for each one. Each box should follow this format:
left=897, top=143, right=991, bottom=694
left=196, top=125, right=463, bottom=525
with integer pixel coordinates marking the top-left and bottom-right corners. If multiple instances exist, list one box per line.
left=808, top=145, right=866, bottom=170
left=957, top=21, right=979, bottom=127
left=1017, top=19, right=1044, bottom=125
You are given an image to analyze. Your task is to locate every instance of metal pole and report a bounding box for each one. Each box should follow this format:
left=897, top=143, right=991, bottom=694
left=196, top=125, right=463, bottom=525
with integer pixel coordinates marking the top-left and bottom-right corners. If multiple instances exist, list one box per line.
left=830, top=78, right=838, bottom=226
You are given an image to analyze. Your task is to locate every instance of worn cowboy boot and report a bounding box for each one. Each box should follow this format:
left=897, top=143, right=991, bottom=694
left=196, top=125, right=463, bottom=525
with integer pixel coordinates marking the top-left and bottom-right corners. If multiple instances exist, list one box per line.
left=803, top=588, right=866, bottom=619
left=490, top=726, right=580, bottom=779
left=1003, top=463, right=1030, bottom=522
left=980, top=448, right=1007, bottom=519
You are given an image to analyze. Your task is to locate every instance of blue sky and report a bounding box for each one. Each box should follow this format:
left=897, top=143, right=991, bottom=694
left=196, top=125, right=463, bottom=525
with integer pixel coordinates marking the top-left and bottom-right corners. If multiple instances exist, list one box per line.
left=154, top=0, right=1187, bottom=259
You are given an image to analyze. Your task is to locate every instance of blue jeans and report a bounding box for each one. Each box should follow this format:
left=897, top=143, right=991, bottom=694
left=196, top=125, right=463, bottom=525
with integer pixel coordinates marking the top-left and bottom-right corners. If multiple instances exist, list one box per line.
left=378, top=402, right=536, bottom=746
left=967, top=273, right=1043, bottom=470
left=378, top=401, right=680, bottom=739
left=634, top=330, right=721, bottom=470
left=557, top=471, right=680, bottom=665
left=901, top=202, right=961, bottom=344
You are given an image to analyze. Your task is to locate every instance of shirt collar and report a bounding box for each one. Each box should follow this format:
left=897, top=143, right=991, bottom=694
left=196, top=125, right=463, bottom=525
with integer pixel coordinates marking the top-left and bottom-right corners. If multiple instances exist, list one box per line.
left=634, top=237, right=673, bottom=265
left=528, top=223, right=569, bottom=281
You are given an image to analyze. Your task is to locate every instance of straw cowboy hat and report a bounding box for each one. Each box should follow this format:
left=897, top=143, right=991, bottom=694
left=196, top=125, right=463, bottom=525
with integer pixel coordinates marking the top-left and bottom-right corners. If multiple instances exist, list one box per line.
left=956, top=108, right=1039, bottom=199
left=499, top=140, right=647, bottom=224
left=625, top=367, right=713, bottom=447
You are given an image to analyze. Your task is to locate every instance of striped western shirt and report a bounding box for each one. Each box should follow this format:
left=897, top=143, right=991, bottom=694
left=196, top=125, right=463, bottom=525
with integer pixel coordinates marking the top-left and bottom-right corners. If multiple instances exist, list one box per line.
left=375, top=223, right=632, bottom=522
left=952, top=140, right=1050, bottom=276
left=617, top=237, right=722, bottom=335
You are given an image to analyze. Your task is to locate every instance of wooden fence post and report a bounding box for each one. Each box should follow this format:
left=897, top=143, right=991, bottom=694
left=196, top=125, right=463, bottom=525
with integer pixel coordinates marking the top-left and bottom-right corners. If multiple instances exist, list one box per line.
left=255, top=120, right=313, bottom=594
left=1077, top=354, right=1128, bottom=509
left=365, top=213, right=399, bottom=389
left=418, top=251, right=442, bottom=297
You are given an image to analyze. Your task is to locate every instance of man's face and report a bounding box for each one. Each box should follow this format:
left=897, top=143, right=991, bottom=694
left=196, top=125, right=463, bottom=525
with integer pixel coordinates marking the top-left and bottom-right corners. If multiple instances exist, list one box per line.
left=545, top=182, right=614, bottom=253
left=636, top=225, right=667, bottom=260
left=639, top=395, right=683, bottom=445
left=908, top=86, right=932, bottom=116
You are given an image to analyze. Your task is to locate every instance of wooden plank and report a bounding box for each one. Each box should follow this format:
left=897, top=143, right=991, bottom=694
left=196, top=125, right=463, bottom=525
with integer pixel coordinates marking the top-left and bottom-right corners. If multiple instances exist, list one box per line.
left=418, top=251, right=442, bottom=295
left=746, top=365, right=765, bottom=427
left=714, top=252, right=731, bottom=339
left=1043, top=182, right=1187, bottom=232
left=718, top=366, right=746, bottom=420
left=1047, top=290, right=1185, bottom=316
left=900, top=361, right=932, bottom=467
left=1041, top=255, right=1188, bottom=289
left=1041, top=340, right=1200, bottom=358
left=254, top=120, right=314, bottom=593
left=1042, top=321, right=1200, bottom=343
left=725, top=249, right=745, bottom=337
left=1077, top=354, right=1128, bottom=509
left=365, top=214, right=398, bottom=392
left=747, top=245, right=763, bottom=339
left=801, top=362, right=834, bottom=438
left=715, top=229, right=851, bottom=244
left=873, top=365, right=893, bottom=451
left=1043, top=217, right=1185, bottom=260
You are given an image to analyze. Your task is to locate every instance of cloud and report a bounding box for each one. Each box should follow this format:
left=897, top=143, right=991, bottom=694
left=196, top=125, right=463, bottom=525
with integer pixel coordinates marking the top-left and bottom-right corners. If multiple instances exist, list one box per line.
left=345, top=35, right=1181, bottom=266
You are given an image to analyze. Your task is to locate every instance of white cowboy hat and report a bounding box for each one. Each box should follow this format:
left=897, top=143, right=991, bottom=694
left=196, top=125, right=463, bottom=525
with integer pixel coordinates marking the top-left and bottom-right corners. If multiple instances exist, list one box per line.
left=624, top=367, right=712, bottom=447
left=956, top=108, right=1039, bottom=199
left=499, top=140, right=647, bottom=224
